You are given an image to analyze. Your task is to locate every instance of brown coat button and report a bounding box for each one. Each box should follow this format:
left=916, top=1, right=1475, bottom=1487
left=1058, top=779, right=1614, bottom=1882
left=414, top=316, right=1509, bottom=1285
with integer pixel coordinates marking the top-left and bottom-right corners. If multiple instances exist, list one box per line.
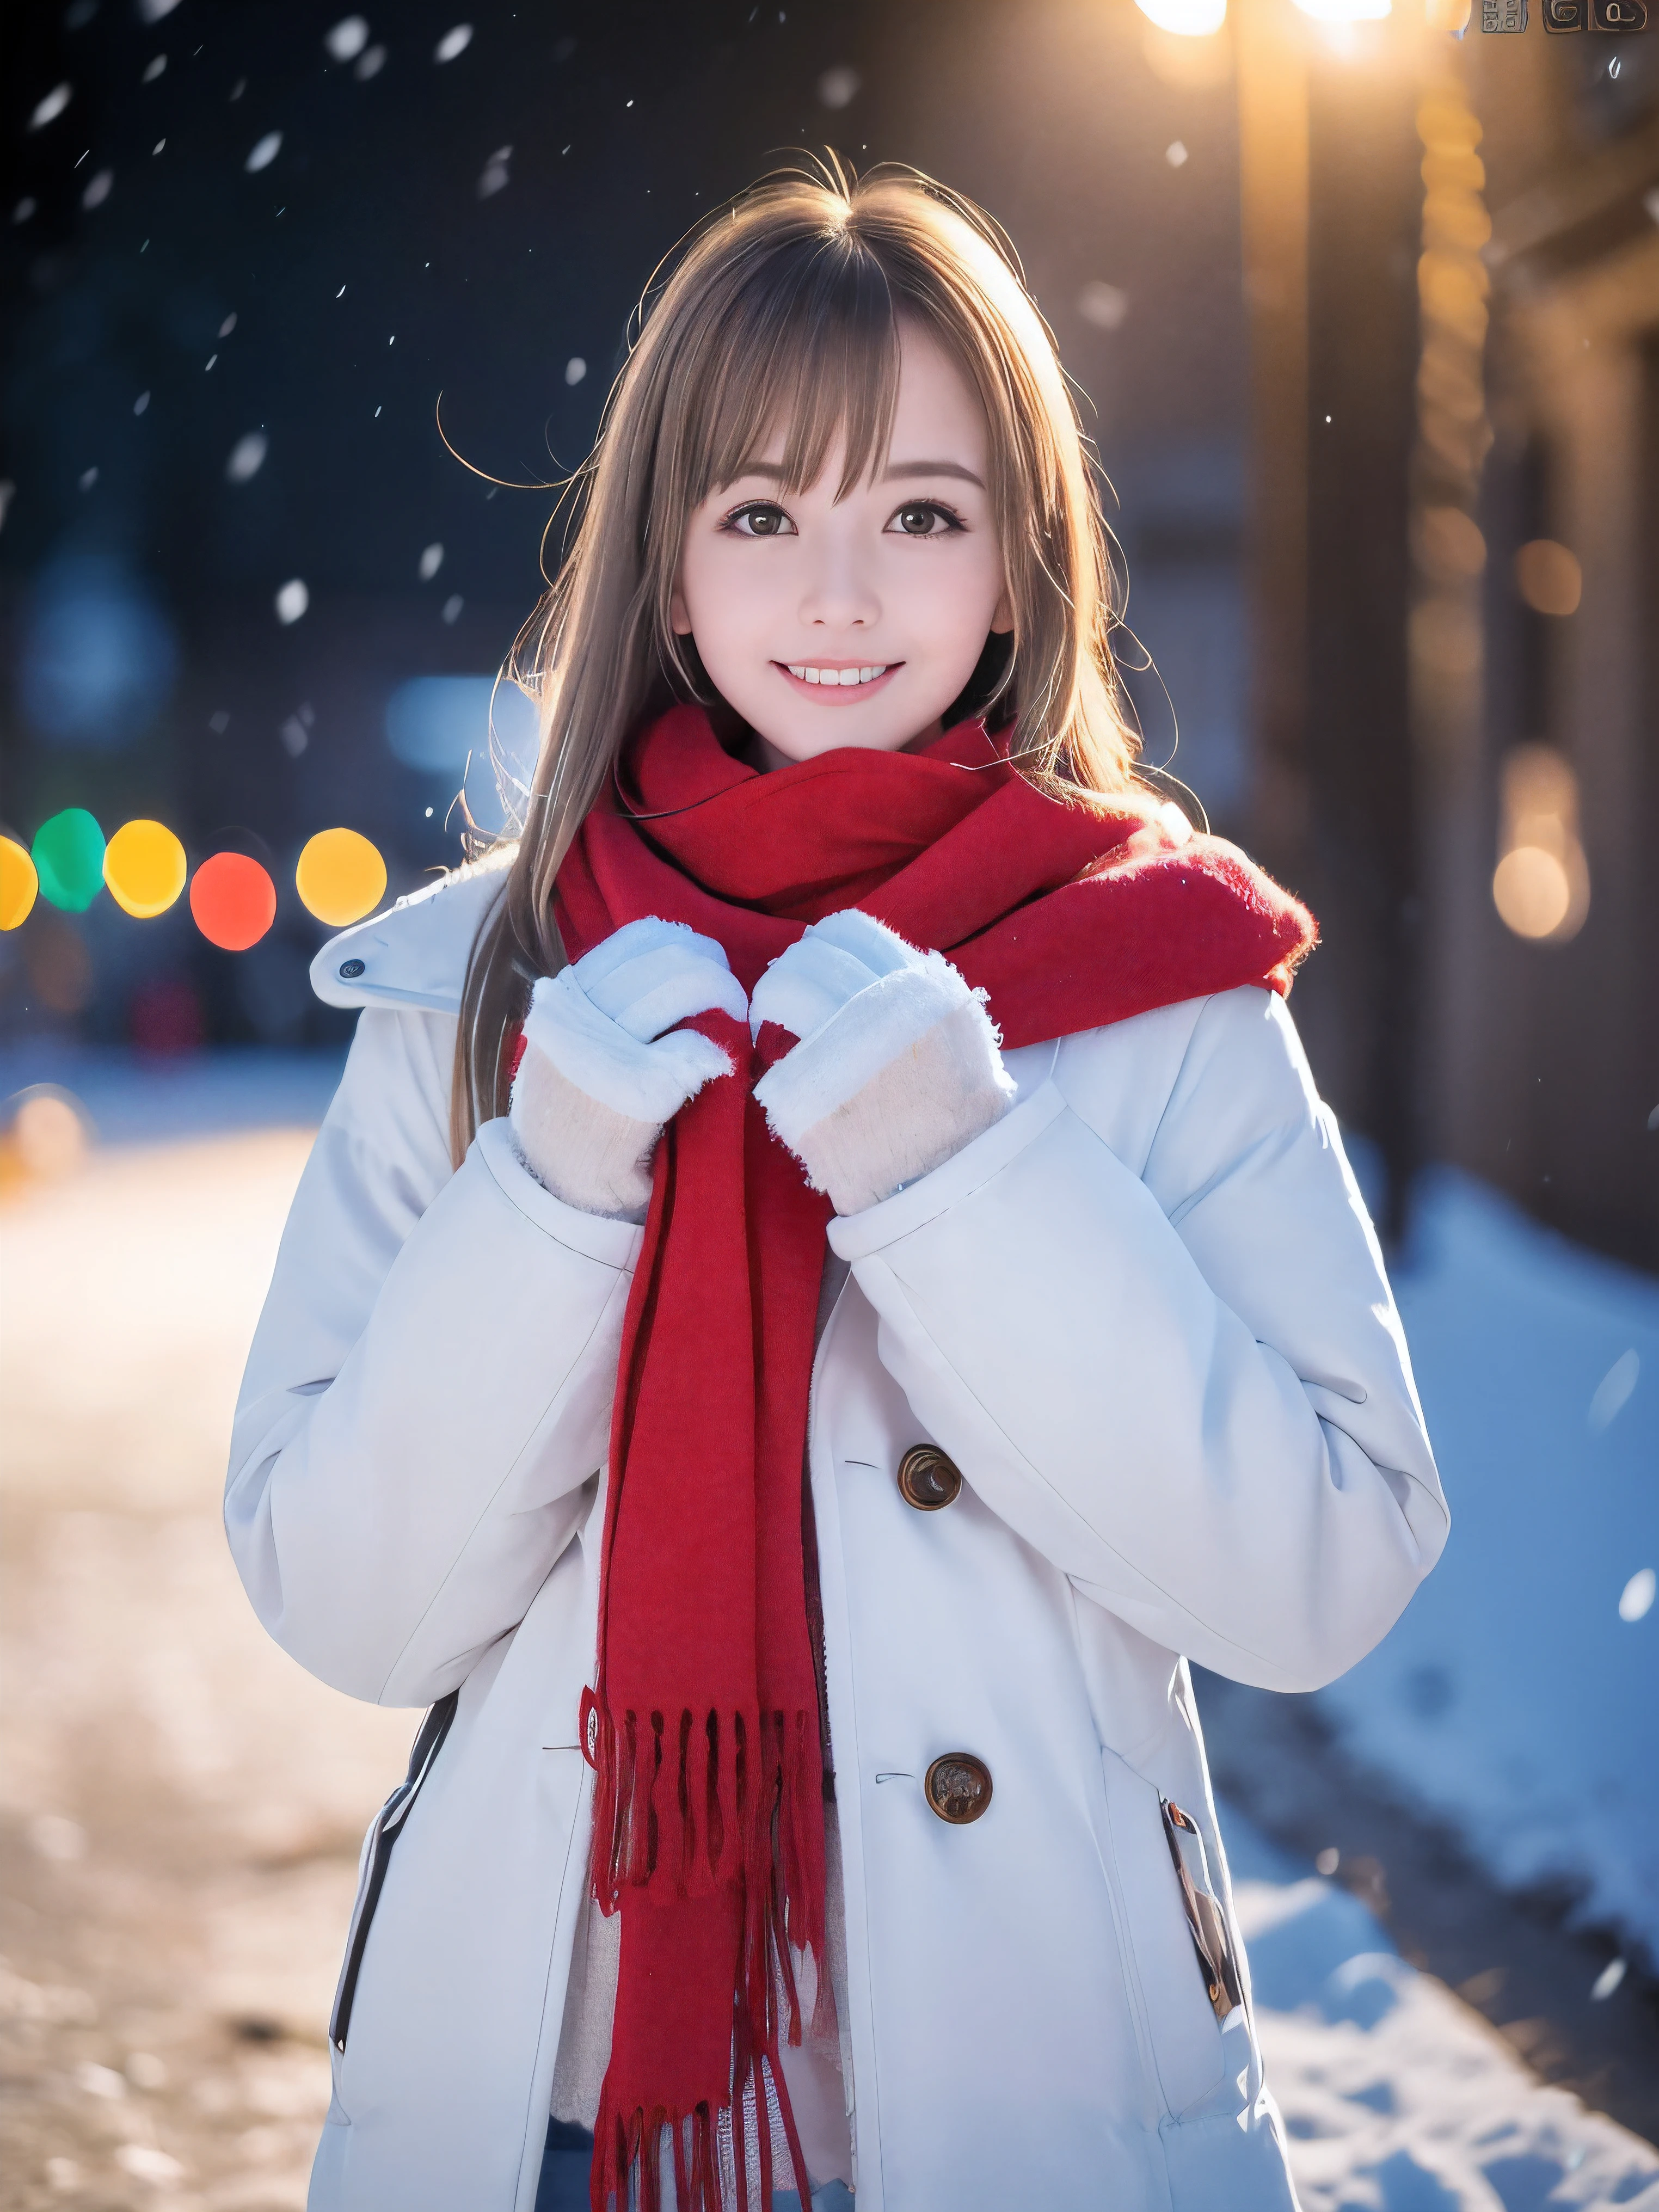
left=896, top=1445, right=962, bottom=1511
left=925, top=1753, right=992, bottom=1824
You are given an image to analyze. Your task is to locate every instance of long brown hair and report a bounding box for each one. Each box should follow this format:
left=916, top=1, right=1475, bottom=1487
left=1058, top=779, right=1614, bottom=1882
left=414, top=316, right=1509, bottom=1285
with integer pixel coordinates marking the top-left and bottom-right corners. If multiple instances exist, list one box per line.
left=452, top=155, right=1144, bottom=1162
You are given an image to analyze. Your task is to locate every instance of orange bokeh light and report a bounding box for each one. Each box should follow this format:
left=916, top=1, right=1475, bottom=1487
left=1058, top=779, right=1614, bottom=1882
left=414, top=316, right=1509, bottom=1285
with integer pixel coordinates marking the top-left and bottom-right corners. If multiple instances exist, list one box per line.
left=189, top=852, right=277, bottom=951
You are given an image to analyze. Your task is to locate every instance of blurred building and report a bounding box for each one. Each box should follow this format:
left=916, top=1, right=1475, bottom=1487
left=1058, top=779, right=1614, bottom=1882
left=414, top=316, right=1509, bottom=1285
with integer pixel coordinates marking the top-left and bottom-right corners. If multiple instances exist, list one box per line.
left=1432, top=29, right=1659, bottom=1270
left=1232, top=0, right=1656, bottom=1270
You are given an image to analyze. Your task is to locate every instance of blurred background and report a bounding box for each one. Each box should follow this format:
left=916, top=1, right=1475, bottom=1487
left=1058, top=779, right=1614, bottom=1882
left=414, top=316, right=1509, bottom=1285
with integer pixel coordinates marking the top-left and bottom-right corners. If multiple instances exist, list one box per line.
left=1, top=2, right=1656, bottom=2208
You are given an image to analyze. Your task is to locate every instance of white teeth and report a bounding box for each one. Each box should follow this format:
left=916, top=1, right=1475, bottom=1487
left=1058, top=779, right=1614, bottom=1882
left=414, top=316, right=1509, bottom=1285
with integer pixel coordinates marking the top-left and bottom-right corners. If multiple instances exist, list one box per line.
left=785, top=664, right=888, bottom=686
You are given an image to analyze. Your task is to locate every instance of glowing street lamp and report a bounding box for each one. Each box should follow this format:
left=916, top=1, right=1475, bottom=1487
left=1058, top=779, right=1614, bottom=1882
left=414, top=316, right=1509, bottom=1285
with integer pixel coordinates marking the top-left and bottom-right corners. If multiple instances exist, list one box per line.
left=1134, top=0, right=1228, bottom=35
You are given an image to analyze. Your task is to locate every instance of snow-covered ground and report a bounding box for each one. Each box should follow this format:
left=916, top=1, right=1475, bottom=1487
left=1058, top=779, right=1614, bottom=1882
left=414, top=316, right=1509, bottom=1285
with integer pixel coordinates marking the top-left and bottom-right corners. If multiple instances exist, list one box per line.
left=1223, top=1804, right=1659, bottom=2208
left=1319, top=1158, right=1659, bottom=1973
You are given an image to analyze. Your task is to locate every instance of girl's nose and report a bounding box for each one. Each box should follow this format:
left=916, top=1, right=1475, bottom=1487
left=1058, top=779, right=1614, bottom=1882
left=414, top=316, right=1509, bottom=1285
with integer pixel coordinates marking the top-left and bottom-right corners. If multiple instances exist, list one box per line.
left=798, top=544, right=880, bottom=632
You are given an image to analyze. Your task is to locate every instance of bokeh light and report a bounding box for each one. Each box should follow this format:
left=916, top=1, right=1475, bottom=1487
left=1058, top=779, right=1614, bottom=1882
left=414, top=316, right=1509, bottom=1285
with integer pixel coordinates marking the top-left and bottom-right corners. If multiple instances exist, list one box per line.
left=6, top=1087, right=91, bottom=1181
left=103, top=819, right=188, bottom=918
left=1492, top=845, right=1572, bottom=940
left=189, top=852, right=277, bottom=951
left=17, top=557, right=178, bottom=751
left=295, top=828, right=386, bottom=926
left=1514, top=539, right=1583, bottom=618
left=32, top=809, right=107, bottom=912
left=0, top=837, right=39, bottom=930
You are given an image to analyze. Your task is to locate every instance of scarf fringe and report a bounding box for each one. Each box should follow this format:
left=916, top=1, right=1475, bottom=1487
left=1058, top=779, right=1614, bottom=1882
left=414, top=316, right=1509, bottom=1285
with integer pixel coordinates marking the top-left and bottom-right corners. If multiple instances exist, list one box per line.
left=588, top=1700, right=825, bottom=2212
left=589, top=2058, right=813, bottom=2212
left=589, top=1701, right=826, bottom=1957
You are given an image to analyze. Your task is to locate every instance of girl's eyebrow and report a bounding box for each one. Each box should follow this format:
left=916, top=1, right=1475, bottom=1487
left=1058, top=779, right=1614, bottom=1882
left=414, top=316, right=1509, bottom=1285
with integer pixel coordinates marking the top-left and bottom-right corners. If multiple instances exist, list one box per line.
left=729, top=458, right=986, bottom=490
left=882, top=459, right=985, bottom=488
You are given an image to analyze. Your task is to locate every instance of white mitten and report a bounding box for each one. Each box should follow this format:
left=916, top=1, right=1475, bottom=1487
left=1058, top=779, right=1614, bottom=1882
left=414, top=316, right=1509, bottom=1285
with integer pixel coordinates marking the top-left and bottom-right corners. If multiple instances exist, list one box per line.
left=751, top=910, right=1015, bottom=1215
left=509, top=917, right=746, bottom=1221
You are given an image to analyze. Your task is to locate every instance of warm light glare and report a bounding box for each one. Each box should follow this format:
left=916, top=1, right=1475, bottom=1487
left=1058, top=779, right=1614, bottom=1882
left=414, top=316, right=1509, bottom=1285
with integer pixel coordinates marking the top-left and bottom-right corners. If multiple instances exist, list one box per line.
left=1492, top=846, right=1572, bottom=940
left=1292, top=0, right=1391, bottom=17
left=1514, top=539, right=1582, bottom=618
left=1492, top=746, right=1589, bottom=944
left=1134, top=0, right=1227, bottom=34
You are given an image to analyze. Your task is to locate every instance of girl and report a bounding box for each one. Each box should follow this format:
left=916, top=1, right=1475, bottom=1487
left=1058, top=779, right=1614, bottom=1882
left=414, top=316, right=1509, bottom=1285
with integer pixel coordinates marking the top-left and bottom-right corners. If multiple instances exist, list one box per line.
left=228, top=163, right=1447, bottom=2212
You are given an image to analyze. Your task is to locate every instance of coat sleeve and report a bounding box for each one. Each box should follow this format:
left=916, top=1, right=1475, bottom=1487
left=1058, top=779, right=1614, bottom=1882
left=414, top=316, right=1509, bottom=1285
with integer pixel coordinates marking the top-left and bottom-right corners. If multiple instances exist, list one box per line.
left=225, top=1005, right=640, bottom=1707
left=826, top=986, right=1448, bottom=1693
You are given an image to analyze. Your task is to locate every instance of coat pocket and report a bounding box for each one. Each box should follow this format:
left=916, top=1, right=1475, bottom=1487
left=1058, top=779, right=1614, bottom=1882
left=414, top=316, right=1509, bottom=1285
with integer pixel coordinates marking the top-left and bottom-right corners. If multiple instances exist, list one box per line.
left=328, top=1691, right=459, bottom=2055
left=1099, top=1750, right=1227, bottom=2121
left=1159, top=1797, right=1246, bottom=2029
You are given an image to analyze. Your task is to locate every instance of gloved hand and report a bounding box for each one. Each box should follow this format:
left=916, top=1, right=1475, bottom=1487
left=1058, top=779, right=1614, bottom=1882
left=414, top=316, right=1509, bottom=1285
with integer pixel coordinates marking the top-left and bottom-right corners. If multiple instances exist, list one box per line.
left=509, top=917, right=746, bottom=1221
left=751, top=909, right=1015, bottom=1215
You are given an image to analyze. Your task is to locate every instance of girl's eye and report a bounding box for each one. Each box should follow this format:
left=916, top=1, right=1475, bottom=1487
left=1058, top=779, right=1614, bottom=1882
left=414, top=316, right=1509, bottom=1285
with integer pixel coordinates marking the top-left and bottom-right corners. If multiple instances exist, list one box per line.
left=723, top=502, right=796, bottom=538
left=887, top=500, right=964, bottom=537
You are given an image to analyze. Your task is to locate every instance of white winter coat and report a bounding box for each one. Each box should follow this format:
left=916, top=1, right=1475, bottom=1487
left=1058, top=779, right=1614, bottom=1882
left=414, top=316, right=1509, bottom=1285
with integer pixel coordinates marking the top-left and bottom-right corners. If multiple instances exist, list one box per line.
left=226, top=863, right=1447, bottom=2212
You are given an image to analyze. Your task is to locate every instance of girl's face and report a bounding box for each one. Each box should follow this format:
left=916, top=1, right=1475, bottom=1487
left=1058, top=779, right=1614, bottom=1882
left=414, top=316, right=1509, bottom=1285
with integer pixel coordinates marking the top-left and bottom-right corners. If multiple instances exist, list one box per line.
left=671, top=323, right=1013, bottom=768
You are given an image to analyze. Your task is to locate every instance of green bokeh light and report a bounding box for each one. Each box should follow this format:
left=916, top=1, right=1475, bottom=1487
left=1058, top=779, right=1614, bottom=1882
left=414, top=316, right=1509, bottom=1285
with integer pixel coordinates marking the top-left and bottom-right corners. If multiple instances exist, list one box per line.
left=32, top=808, right=107, bottom=912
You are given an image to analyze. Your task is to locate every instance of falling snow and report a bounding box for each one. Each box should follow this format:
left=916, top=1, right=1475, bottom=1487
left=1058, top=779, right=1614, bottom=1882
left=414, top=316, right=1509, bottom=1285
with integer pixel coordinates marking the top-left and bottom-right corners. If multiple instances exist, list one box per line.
left=81, top=170, right=113, bottom=210
left=1589, top=1348, right=1640, bottom=1432
left=818, top=66, right=860, bottom=109
left=245, top=132, right=283, bottom=174
left=435, top=24, right=474, bottom=63
left=566, top=356, right=587, bottom=386
left=419, top=543, right=445, bottom=581
left=441, top=594, right=463, bottom=624
left=479, top=146, right=512, bottom=198
left=1077, top=280, right=1129, bottom=331
left=142, top=54, right=167, bottom=83
left=1165, top=140, right=1189, bottom=169
left=325, top=16, right=371, bottom=63
left=274, top=579, right=309, bottom=625
left=226, top=433, right=269, bottom=484
left=28, top=85, right=73, bottom=132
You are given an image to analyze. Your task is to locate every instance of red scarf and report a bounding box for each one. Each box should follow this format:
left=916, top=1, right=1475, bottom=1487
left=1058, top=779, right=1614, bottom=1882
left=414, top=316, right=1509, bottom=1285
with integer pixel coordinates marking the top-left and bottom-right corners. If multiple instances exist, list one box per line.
left=551, top=704, right=1315, bottom=2212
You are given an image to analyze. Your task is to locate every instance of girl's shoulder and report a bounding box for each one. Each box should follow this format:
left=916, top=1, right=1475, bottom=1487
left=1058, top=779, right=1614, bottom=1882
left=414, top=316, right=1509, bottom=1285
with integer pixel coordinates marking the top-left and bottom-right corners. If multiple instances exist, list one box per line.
left=308, top=847, right=514, bottom=1017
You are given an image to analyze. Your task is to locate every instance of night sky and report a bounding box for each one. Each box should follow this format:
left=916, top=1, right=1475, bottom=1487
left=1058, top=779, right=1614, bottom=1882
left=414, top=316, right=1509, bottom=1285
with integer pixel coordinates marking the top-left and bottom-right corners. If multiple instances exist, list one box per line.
left=2, top=0, right=1246, bottom=1045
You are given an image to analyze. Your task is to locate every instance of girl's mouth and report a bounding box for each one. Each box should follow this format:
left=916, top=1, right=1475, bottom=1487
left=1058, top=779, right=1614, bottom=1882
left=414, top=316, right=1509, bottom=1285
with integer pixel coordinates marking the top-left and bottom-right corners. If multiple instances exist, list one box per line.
left=773, top=660, right=902, bottom=702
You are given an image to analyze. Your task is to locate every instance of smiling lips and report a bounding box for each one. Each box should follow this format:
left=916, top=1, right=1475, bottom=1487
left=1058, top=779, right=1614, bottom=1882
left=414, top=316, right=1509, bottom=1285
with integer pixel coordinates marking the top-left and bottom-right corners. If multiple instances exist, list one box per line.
left=777, top=659, right=900, bottom=699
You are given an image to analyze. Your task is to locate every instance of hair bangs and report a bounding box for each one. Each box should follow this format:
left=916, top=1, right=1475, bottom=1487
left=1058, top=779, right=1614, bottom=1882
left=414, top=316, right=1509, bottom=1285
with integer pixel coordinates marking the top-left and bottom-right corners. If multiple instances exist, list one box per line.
left=695, top=237, right=902, bottom=507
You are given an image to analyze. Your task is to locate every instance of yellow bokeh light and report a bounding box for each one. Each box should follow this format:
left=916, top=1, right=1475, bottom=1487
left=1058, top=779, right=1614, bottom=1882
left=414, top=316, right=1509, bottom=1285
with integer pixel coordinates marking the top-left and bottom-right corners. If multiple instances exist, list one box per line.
left=103, top=819, right=188, bottom=919
left=1135, top=0, right=1227, bottom=30
left=1, top=836, right=39, bottom=930
left=295, top=828, right=387, bottom=927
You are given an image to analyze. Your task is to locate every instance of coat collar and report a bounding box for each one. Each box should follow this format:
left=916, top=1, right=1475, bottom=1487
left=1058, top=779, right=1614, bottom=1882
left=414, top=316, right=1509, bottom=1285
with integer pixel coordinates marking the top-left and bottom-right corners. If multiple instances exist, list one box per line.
left=308, top=852, right=511, bottom=1016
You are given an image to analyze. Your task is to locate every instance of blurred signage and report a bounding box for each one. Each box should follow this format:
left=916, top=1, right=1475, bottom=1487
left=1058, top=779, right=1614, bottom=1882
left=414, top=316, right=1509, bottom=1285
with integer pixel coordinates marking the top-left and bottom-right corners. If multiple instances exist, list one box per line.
left=1485, top=0, right=1649, bottom=20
